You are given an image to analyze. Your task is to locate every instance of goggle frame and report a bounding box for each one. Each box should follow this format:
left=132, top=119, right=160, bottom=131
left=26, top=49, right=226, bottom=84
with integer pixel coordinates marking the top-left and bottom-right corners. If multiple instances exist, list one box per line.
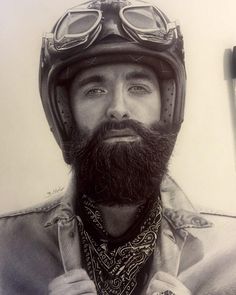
left=45, top=5, right=179, bottom=52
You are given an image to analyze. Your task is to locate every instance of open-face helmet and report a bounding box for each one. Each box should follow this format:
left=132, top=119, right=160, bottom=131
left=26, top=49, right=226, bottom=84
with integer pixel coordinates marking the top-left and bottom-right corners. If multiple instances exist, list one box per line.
left=39, top=0, right=186, bottom=164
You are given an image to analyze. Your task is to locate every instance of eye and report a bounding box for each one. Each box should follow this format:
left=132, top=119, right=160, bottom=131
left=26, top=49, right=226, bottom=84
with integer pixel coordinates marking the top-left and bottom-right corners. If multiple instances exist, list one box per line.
left=128, top=85, right=151, bottom=95
left=85, top=88, right=107, bottom=97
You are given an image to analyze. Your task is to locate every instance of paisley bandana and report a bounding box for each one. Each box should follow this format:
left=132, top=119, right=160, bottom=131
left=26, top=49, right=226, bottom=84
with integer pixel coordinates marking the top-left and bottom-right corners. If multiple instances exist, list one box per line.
left=77, top=195, right=162, bottom=295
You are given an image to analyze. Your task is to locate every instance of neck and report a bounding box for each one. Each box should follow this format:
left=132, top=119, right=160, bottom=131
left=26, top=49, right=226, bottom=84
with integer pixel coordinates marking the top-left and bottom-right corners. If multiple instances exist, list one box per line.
left=98, top=204, right=142, bottom=237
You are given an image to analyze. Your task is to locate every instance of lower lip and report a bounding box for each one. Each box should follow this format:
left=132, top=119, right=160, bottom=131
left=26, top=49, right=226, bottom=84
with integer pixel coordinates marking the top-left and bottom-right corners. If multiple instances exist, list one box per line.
left=104, top=135, right=141, bottom=143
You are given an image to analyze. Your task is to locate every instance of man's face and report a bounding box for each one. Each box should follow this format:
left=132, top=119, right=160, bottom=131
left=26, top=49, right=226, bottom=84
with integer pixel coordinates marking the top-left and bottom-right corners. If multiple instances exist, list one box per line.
left=70, top=63, right=161, bottom=138
left=69, top=62, right=176, bottom=206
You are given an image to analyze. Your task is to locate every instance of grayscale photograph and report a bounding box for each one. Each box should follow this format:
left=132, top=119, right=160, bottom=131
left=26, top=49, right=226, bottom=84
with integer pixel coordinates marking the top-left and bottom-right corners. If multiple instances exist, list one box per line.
left=0, top=0, right=236, bottom=294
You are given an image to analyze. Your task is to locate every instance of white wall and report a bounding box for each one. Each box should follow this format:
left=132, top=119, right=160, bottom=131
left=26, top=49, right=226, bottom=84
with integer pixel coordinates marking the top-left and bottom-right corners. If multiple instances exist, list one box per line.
left=0, top=0, right=236, bottom=213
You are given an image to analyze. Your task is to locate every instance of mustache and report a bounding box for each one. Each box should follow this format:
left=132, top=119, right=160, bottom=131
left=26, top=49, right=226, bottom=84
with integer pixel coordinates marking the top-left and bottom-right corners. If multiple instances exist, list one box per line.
left=71, top=119, right=166, bottom=154
left=93, top=119, right=161, bottom=138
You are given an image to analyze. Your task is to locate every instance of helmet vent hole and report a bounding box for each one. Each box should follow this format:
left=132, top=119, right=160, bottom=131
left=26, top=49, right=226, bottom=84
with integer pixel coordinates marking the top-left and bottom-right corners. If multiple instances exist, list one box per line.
left=160, top=79, right=177, bottom=125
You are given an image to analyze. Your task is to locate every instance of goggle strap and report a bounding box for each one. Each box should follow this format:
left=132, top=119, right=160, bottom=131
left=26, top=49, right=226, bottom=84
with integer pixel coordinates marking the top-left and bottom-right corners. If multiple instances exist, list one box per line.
left=167, top=21, right=177, bottom=32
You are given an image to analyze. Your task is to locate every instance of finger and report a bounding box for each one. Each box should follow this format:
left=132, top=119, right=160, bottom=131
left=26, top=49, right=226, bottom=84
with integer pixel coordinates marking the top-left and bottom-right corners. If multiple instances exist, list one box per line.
left=48, top=274, right=66, bottom=292
left=69, top=280, right=96, bottom=293
left=152, top=271, right=180, bottom=287
left=49, top=289, right=80, bottom=295
left=48, top=269, right=90, bottom=291
left=49, top=292, right=96, bottom=295
left=65, top=269, right=91, bottom=283
left=151, top=272, right=191, bottom=294
left=147, top=279, right=174, bottom=293
left=71, top=280, right=97, bottom=293
left=147, top=279, right=191, bottom=295
left=49, top=280, right=96, bottom=295
left=49, top=290, right=68, bottom=295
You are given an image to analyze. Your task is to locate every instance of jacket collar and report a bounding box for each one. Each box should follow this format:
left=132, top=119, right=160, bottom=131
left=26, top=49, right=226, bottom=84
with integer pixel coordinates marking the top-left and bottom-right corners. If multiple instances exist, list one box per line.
left=44, top=172, right=213, bottom=281
left=161, top=175, right=212, bottom=230
left=44, top=173, right=212, bottom=230
left=44, top=172, right=77, bottom=227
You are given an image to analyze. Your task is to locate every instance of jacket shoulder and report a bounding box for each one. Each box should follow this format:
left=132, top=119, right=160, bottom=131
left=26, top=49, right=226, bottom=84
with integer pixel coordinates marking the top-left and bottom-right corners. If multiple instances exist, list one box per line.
left=199, top=207, right=236, bottom=219
left=187, top=207, right=236, bottom=254
left=0, top=193, right=63, bottom=255
left=0, top=193, right=63, bottom=220
left=198, top=207, right=236, bottom=226
left=0, top=193, right=64, bottom=294
left=180, top=208, right=236, bottom=295
left=200, top=209, right=236, bottom=239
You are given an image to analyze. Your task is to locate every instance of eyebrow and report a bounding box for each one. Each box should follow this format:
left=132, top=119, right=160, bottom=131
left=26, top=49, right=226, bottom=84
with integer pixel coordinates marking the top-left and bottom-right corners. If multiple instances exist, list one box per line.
left=125, top=71, right=153, bottom=81
left=74, top=70, right=153, bottom=88
left=76, top=75, right=105, bottom=88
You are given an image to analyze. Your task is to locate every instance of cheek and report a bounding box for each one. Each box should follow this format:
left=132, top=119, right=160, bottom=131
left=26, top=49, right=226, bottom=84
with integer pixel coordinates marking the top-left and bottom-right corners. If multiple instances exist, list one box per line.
left=129, top=94, right=161, bottom=125
left=71, top=99, right=106, bottom=133
left=146, top=96, right=161, bottom=122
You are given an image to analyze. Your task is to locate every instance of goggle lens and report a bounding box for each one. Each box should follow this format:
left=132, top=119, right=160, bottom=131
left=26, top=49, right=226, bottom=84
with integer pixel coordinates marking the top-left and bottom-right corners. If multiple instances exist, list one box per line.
left=122, top=6, right=163, bottom=31
left=55, top=11, right=101, bottom=41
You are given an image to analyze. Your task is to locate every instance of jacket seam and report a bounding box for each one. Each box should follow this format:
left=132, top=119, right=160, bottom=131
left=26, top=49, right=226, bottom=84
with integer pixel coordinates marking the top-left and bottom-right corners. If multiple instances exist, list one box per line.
left=200, top=211, right=236, bottom=218
left=163, top=214, right=212, bottom=230
left=0, top=199, right=62, bottom=219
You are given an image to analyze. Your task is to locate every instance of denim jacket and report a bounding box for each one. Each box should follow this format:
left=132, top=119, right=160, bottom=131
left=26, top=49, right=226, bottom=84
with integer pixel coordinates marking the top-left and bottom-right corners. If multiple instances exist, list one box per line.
left=0, top=175, right=236, bottom=295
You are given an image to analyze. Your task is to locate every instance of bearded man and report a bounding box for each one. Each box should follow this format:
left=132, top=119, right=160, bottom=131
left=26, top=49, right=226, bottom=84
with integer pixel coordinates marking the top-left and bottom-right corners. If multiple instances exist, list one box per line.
left=1, top=1, right=236, bottom=295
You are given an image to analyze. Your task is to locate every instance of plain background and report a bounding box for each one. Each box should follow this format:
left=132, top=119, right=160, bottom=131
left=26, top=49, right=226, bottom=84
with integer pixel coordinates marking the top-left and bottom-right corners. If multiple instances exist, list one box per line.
left=0, top=0, right=236, bottom=214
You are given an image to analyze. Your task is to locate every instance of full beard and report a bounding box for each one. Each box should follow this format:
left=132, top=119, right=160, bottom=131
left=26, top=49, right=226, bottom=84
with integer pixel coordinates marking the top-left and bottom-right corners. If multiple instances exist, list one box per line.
left=69, top=119, right=177, bottom=206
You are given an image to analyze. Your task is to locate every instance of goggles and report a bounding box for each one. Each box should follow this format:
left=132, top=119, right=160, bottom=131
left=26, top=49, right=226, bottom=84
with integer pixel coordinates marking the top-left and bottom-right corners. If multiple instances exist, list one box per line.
left=46, top=5, right=178, bottom=51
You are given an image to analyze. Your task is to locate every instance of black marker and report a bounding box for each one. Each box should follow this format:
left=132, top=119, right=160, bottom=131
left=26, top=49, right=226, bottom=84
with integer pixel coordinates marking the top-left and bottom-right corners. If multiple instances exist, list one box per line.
left=233, top=46, right=236, bottom=96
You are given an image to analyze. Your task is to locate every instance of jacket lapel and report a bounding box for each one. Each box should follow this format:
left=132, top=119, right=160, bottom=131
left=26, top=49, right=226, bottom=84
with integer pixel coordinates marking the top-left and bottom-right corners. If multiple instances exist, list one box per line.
left=44, top=174, right=213, bottom=281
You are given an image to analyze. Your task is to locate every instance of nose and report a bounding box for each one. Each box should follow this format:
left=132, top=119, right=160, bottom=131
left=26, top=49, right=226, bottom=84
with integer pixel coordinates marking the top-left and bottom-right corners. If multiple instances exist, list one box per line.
left=106, top=86, right=130, bottom=121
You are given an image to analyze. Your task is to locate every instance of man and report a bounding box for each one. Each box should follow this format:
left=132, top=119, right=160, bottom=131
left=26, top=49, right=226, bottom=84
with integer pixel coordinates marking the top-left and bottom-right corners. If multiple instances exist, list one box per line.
left=1, top=1, right=236, bottom=294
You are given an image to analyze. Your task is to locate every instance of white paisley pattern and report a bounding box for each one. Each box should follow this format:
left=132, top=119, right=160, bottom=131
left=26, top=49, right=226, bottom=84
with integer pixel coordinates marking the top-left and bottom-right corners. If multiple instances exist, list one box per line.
left=77, top=196, right=162, bottom=295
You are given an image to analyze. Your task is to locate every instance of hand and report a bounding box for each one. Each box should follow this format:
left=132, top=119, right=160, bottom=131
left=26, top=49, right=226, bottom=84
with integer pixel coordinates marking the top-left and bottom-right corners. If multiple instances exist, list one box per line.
left=48, top=269, right=97, bottom=295
left=146, top=271, right=191, bottom=295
